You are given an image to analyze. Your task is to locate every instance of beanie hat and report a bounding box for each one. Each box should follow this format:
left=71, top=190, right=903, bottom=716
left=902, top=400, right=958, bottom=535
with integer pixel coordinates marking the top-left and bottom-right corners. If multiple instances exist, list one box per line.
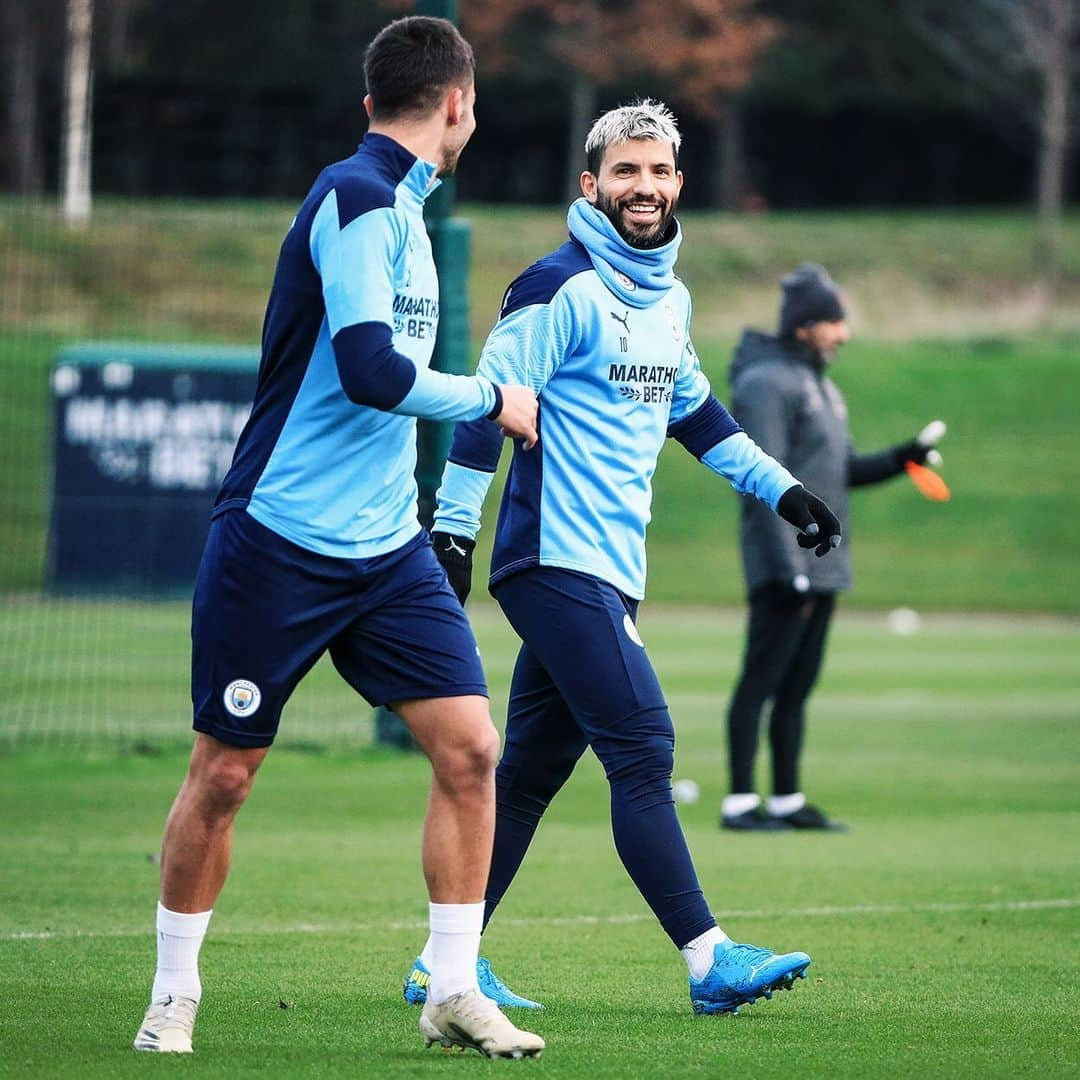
left=778, top=263, right=845, bottom=338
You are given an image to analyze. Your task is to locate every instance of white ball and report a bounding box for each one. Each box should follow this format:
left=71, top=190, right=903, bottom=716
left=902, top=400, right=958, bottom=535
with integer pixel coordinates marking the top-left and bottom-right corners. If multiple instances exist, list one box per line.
left=672, top=778, right=700, bottom=804
left=887, top=607, right=922, bottom=636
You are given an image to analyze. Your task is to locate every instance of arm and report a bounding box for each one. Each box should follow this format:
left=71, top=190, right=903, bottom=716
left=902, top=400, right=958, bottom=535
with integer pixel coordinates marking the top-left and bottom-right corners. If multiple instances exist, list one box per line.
left=669, top=343, right=840, bottom=558
left=428, top=423, right=500, bottom=604
left=726, top=366, right=808, bottom=581
left=667, top=332, right=797, bottom=512
left=848, top=420, right=947, bottom=487
left=432, top=290, right=580, bottom=601
left=310, top=192, right=499, bottom=422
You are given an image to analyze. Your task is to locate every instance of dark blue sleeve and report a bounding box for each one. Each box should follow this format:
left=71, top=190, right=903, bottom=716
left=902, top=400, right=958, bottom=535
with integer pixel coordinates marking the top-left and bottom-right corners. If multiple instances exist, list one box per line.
left=331, top=321, right=418, bottom=410
left=667, top=395, right=742, bottom=460
left=448, top=416, right=504, bottom=474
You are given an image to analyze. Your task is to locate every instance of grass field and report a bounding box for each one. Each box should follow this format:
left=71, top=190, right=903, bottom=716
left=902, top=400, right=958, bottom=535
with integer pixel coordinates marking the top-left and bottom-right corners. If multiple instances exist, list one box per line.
left=5, top=200, right=1080, bottom=344
left=4, top=201, right=1080, bottom=609
left=2, top=603, right=1078, bottom=1076
left=4, top=326, right=1079, bottom=610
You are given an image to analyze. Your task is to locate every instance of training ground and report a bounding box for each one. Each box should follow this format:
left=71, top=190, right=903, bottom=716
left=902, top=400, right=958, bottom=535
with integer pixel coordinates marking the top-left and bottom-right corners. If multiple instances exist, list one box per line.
left=1, top=603, right=1077, bottom=1077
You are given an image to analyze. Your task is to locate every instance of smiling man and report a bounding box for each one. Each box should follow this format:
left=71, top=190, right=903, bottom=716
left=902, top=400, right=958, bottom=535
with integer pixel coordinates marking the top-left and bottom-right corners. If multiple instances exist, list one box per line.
left=400, top=101, right=844, bottom=1017
left=584, top=126, right=681, bottom=248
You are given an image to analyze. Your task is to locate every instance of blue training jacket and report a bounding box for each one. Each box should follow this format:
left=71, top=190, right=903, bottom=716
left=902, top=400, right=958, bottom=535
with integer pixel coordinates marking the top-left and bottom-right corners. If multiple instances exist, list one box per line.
left=213, top=132, right=498, bottom=559
left=434, top=198, right=798, bottom=600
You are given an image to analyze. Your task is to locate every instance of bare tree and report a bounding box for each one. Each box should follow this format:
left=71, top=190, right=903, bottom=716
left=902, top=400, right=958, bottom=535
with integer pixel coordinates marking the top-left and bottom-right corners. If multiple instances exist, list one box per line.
left=462, top=0, right=776, bottom=205
left=614, top=0, right=778, bottom=208
left=2, top=0, right=47, bottom=195
left=462, top=0, right=612, bottom=201
left=905, top=0, right=1079, bottom=297
left=62, top=0, right=94, bottom=225
left=1019, top=0, right=1075, bottom=290
left=99, top=0, right=139, bottom=72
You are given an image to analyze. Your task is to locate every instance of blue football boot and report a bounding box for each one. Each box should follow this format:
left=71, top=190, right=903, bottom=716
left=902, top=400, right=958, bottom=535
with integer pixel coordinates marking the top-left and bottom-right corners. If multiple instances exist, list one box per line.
left=689, top=940, right=810, bottom=1015
left=402, top=956, right=432, bottom=1005
left=403, top=956, right=544, bottom=1009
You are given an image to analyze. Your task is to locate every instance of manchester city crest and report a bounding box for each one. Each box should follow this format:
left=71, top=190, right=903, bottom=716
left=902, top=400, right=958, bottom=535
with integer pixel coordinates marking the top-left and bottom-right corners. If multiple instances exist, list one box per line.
left=224, top=679, right=262, bottom=718
left=664, top=304, right=682, bottom=342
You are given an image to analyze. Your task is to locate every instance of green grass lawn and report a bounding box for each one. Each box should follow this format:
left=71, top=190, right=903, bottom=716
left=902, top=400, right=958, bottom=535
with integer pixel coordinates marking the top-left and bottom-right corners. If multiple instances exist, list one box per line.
left=3, top=325, right=1080, bottom=609
left=1, top=603, right=1078, bottom=1076
left=3, top=201, right=1080, bottom=609
left=5, top=200, right=1080, bottom=343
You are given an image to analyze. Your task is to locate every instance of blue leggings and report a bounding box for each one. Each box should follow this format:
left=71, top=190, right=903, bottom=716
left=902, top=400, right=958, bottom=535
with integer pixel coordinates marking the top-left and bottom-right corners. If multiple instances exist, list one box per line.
left=486, top=567, right=715, bottom=948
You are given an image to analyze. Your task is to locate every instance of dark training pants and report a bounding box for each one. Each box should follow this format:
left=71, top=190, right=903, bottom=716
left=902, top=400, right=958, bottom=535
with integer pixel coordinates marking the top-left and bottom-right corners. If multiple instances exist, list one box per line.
left=487, top=567, right=716, bottom=949
left=727, top=584, right=836, bottom=796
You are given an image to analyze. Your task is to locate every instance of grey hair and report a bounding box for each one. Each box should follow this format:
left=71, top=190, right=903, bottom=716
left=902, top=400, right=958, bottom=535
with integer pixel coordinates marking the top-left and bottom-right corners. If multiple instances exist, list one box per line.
left=584, top=99, right=681, bottom=174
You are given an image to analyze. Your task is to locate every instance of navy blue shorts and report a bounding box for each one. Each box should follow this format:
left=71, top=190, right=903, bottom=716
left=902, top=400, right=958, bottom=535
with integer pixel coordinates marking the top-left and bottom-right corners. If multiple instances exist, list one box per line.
left=191, top=510, right=487, bottom=748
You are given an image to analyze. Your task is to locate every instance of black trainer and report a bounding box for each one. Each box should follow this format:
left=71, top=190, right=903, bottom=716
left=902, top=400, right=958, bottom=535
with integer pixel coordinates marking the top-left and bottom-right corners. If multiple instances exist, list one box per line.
left=721, top=807, right=793, bottom=831
left=773, top=803, right=849, bottom=832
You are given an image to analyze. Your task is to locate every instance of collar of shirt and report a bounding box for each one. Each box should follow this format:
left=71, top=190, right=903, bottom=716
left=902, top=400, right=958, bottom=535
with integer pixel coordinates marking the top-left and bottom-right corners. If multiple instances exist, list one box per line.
left=358, top=131, right=441, bottom=209
left=566, top=197, right=681, bottom=309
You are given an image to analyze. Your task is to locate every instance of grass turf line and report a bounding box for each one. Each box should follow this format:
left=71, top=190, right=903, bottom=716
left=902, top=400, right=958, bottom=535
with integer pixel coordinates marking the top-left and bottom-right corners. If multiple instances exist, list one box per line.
left=1, top=607, right=1078, bottom=1076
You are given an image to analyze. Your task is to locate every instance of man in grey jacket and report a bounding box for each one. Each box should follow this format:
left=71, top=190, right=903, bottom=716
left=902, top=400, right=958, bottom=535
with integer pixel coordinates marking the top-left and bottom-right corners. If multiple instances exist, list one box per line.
left=722, top=264, right=944, bottom=831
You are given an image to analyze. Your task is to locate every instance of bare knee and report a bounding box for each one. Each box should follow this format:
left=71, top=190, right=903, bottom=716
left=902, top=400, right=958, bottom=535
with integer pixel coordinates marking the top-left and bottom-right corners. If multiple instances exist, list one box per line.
left=431, top=719, right=500, bottom=796
left=395, top=696, right=501, bottom=796
left=184, top=742, right=264, bottom=822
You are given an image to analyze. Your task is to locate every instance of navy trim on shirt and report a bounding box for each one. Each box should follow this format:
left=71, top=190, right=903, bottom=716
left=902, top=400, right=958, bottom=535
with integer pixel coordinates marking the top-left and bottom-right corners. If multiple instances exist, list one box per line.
left=668, top=395, right=742, bottom=459
left=500, top=239, right=593, bottom=318
left=333, top=321, right=418, bottom=409
left=448, top=416, right=504, bottom=473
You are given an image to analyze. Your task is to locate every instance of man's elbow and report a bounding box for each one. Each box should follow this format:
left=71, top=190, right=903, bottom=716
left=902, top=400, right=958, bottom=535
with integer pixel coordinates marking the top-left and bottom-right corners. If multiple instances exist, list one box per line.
left=332, top=322, right=417, bottom=410
left=337, top=368, right=412, bottom=410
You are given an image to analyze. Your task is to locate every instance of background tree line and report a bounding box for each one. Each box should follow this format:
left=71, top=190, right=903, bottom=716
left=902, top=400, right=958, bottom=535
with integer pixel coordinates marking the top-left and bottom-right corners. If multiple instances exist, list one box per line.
left=2, top=0, right=1076, bottom=229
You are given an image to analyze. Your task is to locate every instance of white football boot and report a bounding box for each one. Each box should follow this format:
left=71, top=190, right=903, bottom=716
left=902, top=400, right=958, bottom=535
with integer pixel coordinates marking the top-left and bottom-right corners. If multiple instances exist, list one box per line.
left=132, top=994, right=199, bottom=1053
left=420, top=988, right=544, bottom=1059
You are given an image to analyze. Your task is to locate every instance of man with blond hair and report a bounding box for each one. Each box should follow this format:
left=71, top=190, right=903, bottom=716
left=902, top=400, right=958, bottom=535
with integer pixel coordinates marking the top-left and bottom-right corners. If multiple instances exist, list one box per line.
left=402, top=100, right=842, bottom=1016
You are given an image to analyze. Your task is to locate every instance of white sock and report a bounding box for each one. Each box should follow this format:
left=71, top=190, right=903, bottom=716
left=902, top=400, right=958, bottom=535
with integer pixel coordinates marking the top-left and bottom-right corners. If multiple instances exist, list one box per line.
left=419, top=935, right=435, bottom=971
left=722, top=792, right=760, bottom=818
left=151, top=902, right=212, bottom=1004
left=768, top=792, right=806, bottom=817
left=681, top=926, right=730, bottom=981
left=426, top=902, right=483, bottom=1004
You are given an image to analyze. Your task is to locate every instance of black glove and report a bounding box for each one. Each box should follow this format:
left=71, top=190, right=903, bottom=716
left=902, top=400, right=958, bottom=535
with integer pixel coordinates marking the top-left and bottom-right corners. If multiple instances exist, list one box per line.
left=893, top=439, right=932, bottom=467
left=431, top=531, right=475, bottom=605
left=776, top=485, right=843, bottom=557
left=898, top=420, right=947, bottom=467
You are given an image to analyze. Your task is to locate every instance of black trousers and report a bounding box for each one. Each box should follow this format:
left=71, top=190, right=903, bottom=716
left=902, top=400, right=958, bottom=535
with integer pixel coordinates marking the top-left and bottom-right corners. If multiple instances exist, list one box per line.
left=727, top=584, right=836, bottom=796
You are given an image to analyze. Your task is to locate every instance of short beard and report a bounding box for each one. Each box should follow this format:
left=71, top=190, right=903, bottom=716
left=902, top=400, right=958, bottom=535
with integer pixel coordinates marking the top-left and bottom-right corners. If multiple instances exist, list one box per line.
left=437, top=147, right=461, bottom=178
left=594, top=187, right=677, bottom=250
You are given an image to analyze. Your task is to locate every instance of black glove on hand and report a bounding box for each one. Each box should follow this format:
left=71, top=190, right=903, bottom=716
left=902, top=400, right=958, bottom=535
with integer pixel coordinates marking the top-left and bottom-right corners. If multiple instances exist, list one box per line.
left=893, top=439, right=931, bottom=467
left=431, top=531, right=475, bottom=605
left=776, top=485, right=843, bottom=557
left=900, top=420, right=946, bottom=468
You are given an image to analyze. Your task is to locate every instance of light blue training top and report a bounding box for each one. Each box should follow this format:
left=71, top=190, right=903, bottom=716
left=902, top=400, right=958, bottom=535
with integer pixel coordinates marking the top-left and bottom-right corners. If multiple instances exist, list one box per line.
left=214, top=133, right=498, bottom=559
left=434, top=198, right=798, bottom=600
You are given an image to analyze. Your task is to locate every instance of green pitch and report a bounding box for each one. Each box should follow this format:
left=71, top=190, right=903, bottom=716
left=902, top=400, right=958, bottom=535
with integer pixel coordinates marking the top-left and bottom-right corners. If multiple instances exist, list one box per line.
left=1, top=604, right=1078, bottom=1077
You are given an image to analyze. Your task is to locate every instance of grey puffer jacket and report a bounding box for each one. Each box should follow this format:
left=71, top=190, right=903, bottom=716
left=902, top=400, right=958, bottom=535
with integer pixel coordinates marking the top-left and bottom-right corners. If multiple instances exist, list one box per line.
left=729, top=330, right=855, bottom=595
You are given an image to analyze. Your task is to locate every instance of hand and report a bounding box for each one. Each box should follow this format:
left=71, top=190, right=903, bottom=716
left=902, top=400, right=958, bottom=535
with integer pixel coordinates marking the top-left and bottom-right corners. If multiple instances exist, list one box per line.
left=917, top=419, right=947, bottom=448
left=898, top=419, right=947, bottom=467
left=431, top=531, right=475, bottom=605
left=776, top=485, right=842, bottom=557
left=916, top=419, right=946, bottom=467
left=493, top=384, right=538, bottom=449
